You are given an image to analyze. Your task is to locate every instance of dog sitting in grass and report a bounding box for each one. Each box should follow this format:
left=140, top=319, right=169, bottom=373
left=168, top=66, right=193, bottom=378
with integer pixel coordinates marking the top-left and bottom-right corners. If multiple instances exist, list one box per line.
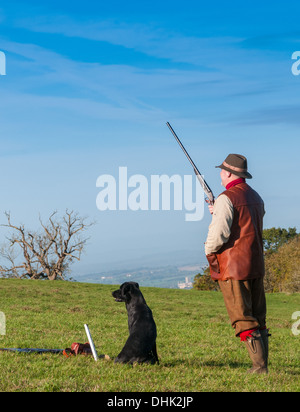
left=112, top=282, right=159, bottom=365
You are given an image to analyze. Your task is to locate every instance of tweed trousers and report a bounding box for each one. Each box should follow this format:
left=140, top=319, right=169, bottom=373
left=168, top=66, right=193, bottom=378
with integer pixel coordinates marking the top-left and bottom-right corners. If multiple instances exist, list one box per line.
left=218, top=277, right=266, bottom=336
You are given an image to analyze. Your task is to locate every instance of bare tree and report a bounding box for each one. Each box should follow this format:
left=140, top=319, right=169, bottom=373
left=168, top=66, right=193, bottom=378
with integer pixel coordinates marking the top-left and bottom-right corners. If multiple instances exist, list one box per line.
left=0, top=210, right=93, bottom=280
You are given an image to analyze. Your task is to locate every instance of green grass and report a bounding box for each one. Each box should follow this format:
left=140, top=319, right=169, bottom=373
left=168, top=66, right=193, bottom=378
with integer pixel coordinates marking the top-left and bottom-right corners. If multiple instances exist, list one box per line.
left=0, top=279, right=299, bottom=392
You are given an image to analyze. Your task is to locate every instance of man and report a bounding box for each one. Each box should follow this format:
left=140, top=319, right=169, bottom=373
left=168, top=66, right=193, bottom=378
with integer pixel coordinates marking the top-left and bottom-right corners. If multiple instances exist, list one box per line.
left=205, top=154, right=270, bottom=374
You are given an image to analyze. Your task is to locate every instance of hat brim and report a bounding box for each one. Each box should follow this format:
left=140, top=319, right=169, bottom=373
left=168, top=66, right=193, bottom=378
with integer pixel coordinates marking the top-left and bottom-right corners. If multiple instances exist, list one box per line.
left=215, top=164, right=252, bottom=179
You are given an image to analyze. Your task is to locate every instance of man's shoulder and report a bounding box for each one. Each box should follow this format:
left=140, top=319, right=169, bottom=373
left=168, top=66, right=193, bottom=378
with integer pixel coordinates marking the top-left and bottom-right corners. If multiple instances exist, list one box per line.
left=214, top=192, right=234, bottom=213
left=216, top=192, right=233, bottom=203
left=223, top=183, right=264, bottom=206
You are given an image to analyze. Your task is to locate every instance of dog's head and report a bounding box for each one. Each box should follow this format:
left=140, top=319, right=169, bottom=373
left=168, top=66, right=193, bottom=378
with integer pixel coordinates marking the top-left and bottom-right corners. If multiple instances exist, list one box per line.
left=112, top=282, right=142, bottom=304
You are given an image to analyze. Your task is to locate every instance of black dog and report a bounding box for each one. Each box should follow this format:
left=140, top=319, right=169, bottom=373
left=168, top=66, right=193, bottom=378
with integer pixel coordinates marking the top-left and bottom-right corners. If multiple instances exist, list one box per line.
left=112, top=282, right=159, bottom=365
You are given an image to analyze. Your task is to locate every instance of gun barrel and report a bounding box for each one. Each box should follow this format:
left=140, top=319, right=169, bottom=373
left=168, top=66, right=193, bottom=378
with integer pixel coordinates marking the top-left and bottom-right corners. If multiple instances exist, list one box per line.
left=166, top=122, right=214, bottom=204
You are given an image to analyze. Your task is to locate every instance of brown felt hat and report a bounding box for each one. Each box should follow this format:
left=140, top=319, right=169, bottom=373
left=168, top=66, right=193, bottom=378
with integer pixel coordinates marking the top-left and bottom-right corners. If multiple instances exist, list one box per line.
left=216, top=154, right=252, bottom=179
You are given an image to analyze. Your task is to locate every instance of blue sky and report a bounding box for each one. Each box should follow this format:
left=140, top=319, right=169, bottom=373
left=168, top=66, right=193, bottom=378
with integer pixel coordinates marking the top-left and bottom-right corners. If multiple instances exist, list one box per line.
left=0, top=1, right=300, bottom=277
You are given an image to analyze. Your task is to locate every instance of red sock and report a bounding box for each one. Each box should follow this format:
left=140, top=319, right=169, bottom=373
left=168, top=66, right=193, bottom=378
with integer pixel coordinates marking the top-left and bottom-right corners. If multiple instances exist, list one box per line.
left=239, top=328, right=258, bottom=341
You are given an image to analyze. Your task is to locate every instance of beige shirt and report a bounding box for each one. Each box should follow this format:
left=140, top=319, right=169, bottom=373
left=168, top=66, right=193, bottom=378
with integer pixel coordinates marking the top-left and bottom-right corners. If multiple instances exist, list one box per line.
left=205, top=194, right=234, bottom=255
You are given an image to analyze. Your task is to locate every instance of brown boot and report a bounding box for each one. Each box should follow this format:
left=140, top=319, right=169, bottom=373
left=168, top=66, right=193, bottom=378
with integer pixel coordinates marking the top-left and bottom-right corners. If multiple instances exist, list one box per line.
left=260, top=328, right=271, bottom=366
left=244, top=330, right=268, bottom=374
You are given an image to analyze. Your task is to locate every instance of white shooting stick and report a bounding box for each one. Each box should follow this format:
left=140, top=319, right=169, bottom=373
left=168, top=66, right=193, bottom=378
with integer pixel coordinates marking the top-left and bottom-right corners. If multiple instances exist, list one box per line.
left=84, top=324, right=99, bottom=362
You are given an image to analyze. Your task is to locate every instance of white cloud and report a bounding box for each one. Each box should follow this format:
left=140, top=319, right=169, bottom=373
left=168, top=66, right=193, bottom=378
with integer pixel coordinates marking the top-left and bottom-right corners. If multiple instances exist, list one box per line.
left=0, top=38, right=226, bottom=118
left=1, top=16, right=297, bottom=135
left=14, top=15, right=247, bottom=68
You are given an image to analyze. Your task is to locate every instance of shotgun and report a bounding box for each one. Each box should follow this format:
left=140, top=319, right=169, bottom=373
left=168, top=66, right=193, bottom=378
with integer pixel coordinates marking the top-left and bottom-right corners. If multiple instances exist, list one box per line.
left=166, top=122, right=215, bottom=205
left=0, top=348, right=63, bottom=354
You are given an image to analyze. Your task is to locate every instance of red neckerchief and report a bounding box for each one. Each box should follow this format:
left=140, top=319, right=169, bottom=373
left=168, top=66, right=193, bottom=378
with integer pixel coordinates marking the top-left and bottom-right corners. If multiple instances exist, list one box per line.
left=226, top=178, right=245, bottom=190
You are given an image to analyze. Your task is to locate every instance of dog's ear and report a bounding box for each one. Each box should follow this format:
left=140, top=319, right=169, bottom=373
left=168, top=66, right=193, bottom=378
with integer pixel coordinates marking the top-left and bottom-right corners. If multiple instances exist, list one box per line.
left=121, top=283, right=134, bottom=301
left=121, top=282, right=139, bottom=301
left=122, top=283, right=131, bottom=295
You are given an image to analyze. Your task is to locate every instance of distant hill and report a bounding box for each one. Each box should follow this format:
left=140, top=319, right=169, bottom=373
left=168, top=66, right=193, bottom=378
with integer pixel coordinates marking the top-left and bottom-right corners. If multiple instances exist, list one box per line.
left=74, top=263, right=206, bottom=289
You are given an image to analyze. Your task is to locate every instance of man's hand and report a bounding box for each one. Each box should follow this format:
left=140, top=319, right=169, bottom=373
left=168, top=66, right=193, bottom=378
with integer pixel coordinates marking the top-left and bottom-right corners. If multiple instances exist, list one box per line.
left=205, top=199, right=214, bottom=215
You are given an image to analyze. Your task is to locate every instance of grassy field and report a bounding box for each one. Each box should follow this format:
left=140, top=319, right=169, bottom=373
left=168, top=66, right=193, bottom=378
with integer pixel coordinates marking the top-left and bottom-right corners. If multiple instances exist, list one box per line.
left=0, top=278, right=299, bottom=392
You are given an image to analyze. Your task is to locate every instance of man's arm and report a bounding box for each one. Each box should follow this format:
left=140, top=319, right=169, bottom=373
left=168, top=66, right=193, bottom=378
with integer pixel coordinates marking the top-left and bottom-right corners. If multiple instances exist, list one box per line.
left=205, top=194, right=234, bottom=255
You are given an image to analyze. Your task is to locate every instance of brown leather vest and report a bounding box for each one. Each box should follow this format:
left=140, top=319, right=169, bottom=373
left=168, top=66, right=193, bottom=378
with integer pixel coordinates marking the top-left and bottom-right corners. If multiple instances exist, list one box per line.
left=208, top=182, right=265, bottom=281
